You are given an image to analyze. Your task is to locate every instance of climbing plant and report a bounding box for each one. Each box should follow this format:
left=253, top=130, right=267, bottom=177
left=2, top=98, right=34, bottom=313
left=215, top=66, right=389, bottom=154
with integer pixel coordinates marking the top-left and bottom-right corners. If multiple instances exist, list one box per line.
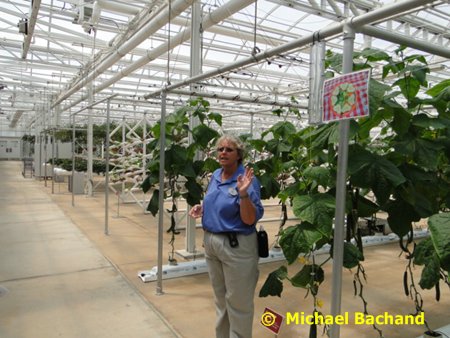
left=141, top=98, right=221, bottom=263
left=258, top=46, right=450, bottom=337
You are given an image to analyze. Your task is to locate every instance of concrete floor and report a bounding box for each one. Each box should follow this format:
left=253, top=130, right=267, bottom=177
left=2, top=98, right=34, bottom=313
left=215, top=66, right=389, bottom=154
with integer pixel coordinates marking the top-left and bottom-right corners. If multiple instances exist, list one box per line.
left=1, top=160, right=448, bottom=338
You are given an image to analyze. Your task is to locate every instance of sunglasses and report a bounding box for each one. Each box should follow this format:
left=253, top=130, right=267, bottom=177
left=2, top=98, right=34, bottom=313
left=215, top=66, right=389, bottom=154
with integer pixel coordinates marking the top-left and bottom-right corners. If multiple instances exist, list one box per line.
left=217, top=147, right=235, bottom=153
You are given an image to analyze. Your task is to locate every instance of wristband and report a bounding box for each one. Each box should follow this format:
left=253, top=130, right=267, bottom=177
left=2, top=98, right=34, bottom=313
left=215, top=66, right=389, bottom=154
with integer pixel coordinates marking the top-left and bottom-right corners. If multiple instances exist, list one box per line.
left=240, top=193, right=249, bottom=199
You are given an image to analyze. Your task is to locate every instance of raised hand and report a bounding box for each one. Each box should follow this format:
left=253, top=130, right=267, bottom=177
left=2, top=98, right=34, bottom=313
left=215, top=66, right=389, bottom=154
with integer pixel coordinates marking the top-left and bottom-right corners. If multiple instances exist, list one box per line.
left=237, top=167, right=254, bottom=196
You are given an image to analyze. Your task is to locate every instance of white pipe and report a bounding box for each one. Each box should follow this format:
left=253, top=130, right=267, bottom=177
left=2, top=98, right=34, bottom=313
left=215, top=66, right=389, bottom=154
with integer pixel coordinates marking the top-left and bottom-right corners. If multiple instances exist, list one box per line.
left=22, top=0, right=41, bottom=59
left=53, top=0, right=195, bottom=108
left=97, top=0, right=140, bottom=16
left=360, top=25, right=450, bottom=59
left=145, top=0, right=443, bottom=99
left=61, top=0, right=256, bottom=112
left=90, top=0, right=141, bottom=27
left=170, top=89, right=308, bottom=109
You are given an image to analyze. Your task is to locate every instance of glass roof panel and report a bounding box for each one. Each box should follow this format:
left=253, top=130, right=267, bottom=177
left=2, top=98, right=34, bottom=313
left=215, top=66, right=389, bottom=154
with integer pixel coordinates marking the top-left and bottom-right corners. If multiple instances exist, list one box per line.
left=0, top=0, right=449, bottom=135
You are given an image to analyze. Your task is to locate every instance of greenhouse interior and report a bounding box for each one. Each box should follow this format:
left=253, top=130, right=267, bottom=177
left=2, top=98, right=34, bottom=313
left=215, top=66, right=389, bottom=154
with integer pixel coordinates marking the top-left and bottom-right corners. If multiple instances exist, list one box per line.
left=0, top=0, right=449, bottom=337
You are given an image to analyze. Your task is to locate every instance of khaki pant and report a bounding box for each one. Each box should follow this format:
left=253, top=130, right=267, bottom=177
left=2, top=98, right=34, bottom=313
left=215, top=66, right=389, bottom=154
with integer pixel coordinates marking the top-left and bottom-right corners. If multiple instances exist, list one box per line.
left=204, top=231, right=259, bottom=338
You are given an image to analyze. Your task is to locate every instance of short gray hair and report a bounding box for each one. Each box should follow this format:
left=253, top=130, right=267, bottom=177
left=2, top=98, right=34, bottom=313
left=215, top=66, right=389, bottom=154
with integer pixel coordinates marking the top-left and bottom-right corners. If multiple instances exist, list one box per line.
left=216, top=134, right=245, bottom=164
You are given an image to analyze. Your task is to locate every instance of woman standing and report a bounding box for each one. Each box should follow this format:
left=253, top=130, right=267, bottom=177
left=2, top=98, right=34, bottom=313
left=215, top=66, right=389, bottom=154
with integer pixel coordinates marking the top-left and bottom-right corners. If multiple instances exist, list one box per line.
left=189, top=134, right=264, bottom=338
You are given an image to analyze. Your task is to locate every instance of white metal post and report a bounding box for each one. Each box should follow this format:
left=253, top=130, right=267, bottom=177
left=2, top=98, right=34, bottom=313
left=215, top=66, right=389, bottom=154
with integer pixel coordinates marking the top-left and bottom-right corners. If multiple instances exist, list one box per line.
left=105, top=99, right=111, bottom=236
left=156, top=90, right=168, bottom=295
left=329, top=22, right=354, bottom=338
left=71, top=114, right=76, bottom=207
left=185, top=0, right=202, bottom=256
left=87, top=82, right=94, bottom=196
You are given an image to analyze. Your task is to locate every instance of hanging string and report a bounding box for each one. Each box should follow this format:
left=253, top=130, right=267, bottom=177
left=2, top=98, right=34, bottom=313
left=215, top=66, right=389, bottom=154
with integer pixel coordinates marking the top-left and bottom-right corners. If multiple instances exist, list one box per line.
left=166, top=0, right=172, bottom=85
left=252, top=0, right=260, bottom=56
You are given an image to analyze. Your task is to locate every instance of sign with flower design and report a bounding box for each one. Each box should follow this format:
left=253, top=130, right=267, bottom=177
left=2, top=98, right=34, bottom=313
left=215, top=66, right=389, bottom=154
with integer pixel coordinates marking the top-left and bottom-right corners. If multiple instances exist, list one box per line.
left=322, top=69, right=371, bottom=122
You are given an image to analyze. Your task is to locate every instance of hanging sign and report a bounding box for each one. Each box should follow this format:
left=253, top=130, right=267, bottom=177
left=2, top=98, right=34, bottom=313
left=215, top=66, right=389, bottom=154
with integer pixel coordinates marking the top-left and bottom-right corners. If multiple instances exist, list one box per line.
left=322, top=69, right=371, bottom=122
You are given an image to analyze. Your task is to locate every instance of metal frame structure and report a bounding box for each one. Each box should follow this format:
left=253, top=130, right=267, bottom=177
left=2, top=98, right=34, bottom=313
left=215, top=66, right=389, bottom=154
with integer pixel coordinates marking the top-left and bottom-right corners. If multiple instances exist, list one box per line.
left=108, top=114, right=153, bottom=209
left=1, top=2, right=450, bottom=337
left=0, top=0, right=449, bottom=136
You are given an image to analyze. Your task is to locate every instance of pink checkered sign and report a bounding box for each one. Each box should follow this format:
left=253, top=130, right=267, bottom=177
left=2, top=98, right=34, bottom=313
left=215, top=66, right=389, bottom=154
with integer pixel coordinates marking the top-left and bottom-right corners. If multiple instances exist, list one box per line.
left=322, top=69, right=371, bottom=122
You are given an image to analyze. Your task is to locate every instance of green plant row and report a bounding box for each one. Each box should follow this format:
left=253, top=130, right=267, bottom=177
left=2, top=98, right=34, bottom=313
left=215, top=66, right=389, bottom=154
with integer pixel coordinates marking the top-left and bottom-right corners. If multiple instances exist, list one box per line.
left=47, top=158, right=113, bottom=174
left=140, top=46, right=449, bottom=337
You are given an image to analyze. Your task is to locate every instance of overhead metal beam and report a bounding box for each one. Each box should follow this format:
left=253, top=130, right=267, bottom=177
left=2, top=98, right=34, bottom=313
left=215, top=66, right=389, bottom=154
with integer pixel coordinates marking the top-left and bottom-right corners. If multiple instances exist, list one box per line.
left=144, top=0, right=445, bottom=99
left=360, top=25, right=450, bottom=59
left=59, top=0, right=256, bottom=112
left=170, top=89, right=308, bottom=109
left=52, top=0, right=195, bottom=107
left=21, top=0, right=41, bottom=59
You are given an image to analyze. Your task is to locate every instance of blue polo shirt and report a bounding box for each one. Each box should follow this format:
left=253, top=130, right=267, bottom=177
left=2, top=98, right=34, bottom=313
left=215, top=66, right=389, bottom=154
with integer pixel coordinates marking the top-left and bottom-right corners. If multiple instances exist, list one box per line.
left=202, top=164, right=264, bottom=235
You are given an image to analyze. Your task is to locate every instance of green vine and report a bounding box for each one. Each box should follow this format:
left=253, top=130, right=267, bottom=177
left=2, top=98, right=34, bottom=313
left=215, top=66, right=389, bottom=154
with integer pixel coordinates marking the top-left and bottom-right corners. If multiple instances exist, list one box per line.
left=258, top=46, right=450, bottom=337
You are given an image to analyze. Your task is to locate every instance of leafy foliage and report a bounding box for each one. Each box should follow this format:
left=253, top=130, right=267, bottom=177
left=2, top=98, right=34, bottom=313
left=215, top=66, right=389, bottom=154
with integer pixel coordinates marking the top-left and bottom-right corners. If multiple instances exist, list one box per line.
left=142, top=98, right=221, bottom=216
left=257, top=47, right=450, bottom=333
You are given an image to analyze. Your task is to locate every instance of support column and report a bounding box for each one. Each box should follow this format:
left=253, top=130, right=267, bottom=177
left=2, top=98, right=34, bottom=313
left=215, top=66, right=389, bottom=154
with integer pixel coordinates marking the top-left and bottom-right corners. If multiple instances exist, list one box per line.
left=87, top=82, right=94, bottom=196
left=329, top=21, right=354, bottom=338
left=184, top=0, right=202, bottom=256
left=54, top=104, right=62, bottom=127
left=105, top=99, right=111, bottom=236
left=156, top=90, right=168, bottom=295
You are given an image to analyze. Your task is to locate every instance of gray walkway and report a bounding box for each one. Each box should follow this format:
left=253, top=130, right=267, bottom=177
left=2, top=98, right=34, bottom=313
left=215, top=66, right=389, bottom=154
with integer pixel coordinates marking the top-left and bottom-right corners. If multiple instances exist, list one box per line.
left=0, top=161, right=179, bottom=338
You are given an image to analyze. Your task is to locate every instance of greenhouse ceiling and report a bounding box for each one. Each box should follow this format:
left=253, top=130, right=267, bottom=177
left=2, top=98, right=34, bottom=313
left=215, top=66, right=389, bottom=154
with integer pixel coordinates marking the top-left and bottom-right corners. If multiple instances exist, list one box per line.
left=0, top=0, right=449, bottom=136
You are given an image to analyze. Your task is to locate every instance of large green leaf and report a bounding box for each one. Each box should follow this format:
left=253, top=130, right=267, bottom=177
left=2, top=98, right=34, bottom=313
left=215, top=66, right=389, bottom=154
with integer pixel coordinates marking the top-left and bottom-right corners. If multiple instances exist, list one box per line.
left=426, top=79, right=450, bottom=97
left=356, top=195, right=380, bottom=218
left=391, top=105, right=411, bottom=137
left=368, top=79, right=391, bottom=116
left=147, top=189, right=160, bottom=216
left=290, top=264, right=324, bottom=294
left=266, top=139, right=292, bottom=155
left=412, top=114, right=447, bottom=130
left=420, top=87, right=450, bottom=117
left=383, top=199, right=420, bottom=237
left=341, top=242, right=364, bottom=269
left=183, top=178, right=203, bottom=206
left=269, top=121, right=297, bottom=139
left=419, top=254, right=441, bottom=290
left=303, top=166, right=331, bottom=189
left=393, top=76, right=421, bottom=100
left=259, top=173, right=280, bottom=199
left=259, top=266, right=288, bottom=297
left=328, top=120, right=359, bottom=145
left=141, top=175, right=152, bottom=193
left=395, top=137, right=443, bottom=171
left=247, top=139, right=266, bottom=152
left=207, top=112, right=222, bottom=126
left=305, top=123, right=336, bottom=150
left=348, top=145, right=406, bottom=204
left=279, top=224, right=321, bottom=264
left=428, top=213, right=450, bottom=271
left=382, top=58, right=402, bottom=79
left=413, top=139, right=444, bottom=171
left=180, top=162, right=197, bottom=178
left=405, top=64, right=429, bottom=86
left=413, top=237, right=434, bottom=266
left=397, top=184, right=435, bottom=218
left=360, top=48, right=390, bottom=62
left=165, top=144, right=187, bottom=168
left=192, top=124, right=219, bottom=148
left=292, top=194, right=335, bottom=233
left=164, top=145, right=197, bottom=177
